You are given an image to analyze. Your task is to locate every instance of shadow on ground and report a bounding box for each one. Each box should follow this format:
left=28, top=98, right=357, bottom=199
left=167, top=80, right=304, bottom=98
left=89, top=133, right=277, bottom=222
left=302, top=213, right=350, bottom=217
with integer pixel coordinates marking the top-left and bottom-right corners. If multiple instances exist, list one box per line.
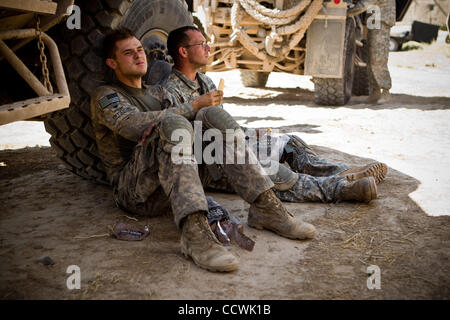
left=232, top=116, right=323, bottom=134
left=0, top=146, right=449, bottom=299
left=225, top=87, right=450, bottom=110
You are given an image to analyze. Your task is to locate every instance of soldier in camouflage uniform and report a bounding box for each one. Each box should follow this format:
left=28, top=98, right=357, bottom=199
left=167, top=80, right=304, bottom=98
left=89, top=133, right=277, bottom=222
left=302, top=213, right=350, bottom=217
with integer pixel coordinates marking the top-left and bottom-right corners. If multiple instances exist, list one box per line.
left=91, top=28, right=316, bottom=273
left=161, top=26, right=387, bottom=204
left=365, top=0, right=396, bottom=104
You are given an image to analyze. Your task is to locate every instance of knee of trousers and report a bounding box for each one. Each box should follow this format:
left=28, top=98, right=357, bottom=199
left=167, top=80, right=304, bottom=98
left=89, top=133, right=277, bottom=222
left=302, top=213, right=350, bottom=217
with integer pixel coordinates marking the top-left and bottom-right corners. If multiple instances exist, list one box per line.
left=159, top=113, right=194, bottom=154
left=195, top=106, right=241, bottom=133
left=261, top=160, right=299, bottom=191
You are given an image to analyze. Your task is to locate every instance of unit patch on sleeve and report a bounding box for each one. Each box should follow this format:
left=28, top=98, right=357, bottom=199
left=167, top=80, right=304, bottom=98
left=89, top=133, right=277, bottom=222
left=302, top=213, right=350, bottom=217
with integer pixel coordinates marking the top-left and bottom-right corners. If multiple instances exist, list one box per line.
left=98, top=93, right=120, bottom=109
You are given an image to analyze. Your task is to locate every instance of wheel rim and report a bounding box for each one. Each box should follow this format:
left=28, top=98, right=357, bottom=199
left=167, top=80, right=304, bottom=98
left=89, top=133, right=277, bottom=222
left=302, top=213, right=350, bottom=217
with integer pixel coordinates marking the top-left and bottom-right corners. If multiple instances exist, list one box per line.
left=140, top=28, right=171, bottom=63
left=140, top=28, right=168, bottom=43
left=140, top=28, right=169, bottom=52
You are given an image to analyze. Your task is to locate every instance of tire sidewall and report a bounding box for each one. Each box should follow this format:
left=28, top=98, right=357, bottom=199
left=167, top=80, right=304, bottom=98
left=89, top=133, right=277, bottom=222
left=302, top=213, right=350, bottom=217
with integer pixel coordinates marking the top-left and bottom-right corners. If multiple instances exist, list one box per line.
left=45, top=0, right=193, bottom=184
left=122, top=0, right=193, bottom=40
left=240, top=70, right=270, bottom=88
left=343, top=18, right=356, bottom=102
left=313, top=17, right=356, bottom=106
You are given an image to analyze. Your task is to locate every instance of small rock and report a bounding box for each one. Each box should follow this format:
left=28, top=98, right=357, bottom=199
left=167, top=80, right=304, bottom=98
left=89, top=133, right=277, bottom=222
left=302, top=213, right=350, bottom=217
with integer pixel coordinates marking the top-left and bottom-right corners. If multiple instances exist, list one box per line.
left=39, top=256, right=55, bottom=266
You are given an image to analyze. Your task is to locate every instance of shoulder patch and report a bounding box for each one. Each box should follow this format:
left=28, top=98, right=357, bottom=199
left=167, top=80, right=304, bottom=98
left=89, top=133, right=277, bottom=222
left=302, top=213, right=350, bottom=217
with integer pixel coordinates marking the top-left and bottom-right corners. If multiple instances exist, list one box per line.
left=98, top=93, right=120, bottom=109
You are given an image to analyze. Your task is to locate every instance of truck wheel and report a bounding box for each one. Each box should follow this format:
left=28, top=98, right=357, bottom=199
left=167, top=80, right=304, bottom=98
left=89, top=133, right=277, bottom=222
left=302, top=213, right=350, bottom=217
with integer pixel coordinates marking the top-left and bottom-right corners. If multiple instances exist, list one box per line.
left=352, top=40, right=370, bottom=96
left=240, top=71, right=270, bottom=88
left=44, top=0, right=193, bottom=184
left=313, top=18, right=356, bottom=106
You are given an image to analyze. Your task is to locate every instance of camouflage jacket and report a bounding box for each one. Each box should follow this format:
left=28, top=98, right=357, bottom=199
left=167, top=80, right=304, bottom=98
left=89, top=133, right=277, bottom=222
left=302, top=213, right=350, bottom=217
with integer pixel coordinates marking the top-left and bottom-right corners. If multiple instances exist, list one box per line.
left=90, top=81, right=195, bottom=184
left=160, top=67, right=223, bottom=108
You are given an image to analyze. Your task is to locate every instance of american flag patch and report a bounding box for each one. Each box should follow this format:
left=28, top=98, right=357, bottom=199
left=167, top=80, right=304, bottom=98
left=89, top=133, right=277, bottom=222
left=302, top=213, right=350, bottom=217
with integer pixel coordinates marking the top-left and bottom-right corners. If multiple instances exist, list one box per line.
left=98, top=93, right=120, bottom=109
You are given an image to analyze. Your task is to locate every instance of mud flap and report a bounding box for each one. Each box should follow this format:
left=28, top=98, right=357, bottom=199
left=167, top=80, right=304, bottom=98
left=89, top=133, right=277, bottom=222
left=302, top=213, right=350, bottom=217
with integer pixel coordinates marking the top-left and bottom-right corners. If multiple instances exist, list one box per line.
left=305, top=17, right=346, bottom=78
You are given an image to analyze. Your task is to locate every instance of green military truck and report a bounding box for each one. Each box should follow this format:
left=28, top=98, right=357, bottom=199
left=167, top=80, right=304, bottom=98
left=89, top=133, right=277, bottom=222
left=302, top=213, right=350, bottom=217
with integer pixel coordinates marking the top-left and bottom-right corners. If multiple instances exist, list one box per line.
left=0, top=0, right=411, bottom=183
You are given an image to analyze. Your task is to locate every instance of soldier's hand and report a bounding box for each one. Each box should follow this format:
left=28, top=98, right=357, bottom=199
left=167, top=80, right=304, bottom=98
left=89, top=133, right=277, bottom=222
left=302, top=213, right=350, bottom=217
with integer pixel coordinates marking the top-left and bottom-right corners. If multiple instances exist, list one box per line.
left=191, top=91, right=223, bottom=112
left=138, top=123, right=155, bottom=144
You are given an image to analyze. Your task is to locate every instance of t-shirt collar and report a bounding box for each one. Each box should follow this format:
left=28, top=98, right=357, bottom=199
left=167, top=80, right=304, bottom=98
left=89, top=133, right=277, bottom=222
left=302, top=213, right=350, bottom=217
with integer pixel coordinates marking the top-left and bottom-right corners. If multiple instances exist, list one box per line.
left=172, top=67, right=200, bottom=91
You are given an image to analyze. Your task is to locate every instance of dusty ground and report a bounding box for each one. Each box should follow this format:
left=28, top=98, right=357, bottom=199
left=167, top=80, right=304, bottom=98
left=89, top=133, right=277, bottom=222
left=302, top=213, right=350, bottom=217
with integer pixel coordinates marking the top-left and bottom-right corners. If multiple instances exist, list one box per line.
left=0, top=36, right=449, bottom=300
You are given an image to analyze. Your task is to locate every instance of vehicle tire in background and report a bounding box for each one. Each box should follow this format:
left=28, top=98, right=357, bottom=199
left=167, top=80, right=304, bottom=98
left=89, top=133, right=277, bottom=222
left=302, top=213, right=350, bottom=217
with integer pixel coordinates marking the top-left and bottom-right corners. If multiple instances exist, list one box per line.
left=313, top=18, right=356, bottom=106
left=352, top=40, right=370, bottom=96
left=240, top=70, right=270, bottom=88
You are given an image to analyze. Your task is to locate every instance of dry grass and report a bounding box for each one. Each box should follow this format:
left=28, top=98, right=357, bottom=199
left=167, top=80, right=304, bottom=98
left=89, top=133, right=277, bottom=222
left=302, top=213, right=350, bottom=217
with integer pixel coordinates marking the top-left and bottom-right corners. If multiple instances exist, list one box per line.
left=315, top=205, right=419, bottom=266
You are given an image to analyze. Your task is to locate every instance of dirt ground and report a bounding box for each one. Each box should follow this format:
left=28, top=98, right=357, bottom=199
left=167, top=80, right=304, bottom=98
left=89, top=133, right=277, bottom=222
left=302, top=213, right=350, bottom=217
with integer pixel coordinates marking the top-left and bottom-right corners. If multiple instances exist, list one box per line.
left=1, top=37, right=449, bottom=300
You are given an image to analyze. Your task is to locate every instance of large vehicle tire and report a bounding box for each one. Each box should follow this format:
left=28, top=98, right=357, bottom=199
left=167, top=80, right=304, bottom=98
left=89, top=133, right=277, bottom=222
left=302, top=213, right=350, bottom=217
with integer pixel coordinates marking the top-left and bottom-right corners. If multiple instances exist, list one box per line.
left=352, top=40, right=370, bottom=96
left=240, top=70, right=270, bottom=88
left=313, top=18, right=356, bottom=106
left=44, top=0, right=193, bottom=184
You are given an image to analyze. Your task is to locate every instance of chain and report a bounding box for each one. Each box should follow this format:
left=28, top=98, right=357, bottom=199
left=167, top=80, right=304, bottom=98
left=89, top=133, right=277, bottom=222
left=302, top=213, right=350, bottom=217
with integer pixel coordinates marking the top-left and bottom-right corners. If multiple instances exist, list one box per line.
left=36, top=16, right=53, bottom=94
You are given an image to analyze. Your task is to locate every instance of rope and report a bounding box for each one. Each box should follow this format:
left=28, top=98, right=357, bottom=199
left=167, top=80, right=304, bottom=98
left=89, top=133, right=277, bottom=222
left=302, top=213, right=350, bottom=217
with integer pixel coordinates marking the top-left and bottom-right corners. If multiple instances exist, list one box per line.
left=242, top=0, right=311, bottom=18
left=238, top=0, right=310, bottom=25
left=230, top=0, right=323, bottom=59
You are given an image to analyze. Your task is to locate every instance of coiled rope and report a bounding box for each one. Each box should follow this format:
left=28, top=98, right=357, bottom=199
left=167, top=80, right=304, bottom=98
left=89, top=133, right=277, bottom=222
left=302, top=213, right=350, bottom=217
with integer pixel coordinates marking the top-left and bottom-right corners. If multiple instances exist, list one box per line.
left=231, top=0, right=323, bottom=59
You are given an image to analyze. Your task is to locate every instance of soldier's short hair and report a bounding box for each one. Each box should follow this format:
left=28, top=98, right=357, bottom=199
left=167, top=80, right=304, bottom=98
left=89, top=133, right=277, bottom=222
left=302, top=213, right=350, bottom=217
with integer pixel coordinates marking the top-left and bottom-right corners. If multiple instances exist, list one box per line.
left=167, top=25, right=200, bottom=64
left=103, top=27, right=137, bottom=59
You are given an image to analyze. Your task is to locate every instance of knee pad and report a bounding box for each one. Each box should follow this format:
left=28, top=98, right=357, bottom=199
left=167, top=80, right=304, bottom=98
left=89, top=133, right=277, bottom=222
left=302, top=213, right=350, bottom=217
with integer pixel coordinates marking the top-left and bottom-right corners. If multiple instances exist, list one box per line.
left=196, top=107, right=241, bottom=133
left=261, top=160, right=299, bottom=191
left=159, top=113, right=193, bottom=154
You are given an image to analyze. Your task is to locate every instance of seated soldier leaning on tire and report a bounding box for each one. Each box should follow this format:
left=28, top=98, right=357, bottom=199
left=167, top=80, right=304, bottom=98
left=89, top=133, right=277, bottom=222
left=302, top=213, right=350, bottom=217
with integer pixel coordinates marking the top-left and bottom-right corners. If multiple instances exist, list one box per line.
left=90, top=27, right=317, bottom=273
left=159, top=26, right=388, bottom=204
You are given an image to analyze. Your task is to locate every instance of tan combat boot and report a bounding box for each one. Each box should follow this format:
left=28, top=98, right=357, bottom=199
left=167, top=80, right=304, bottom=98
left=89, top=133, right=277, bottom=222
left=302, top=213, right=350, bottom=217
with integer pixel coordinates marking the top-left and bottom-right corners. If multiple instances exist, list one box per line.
left=335, top=176, right=377, bottom=203
left=180, top=212, right=239, bottom=272
left=367, top=87, right=382, bottom=104
left=248, top=189, right=316, bottom=240
left=339, top=162, right=388, bottom=184
left=378, top=89, right=392, bottom=104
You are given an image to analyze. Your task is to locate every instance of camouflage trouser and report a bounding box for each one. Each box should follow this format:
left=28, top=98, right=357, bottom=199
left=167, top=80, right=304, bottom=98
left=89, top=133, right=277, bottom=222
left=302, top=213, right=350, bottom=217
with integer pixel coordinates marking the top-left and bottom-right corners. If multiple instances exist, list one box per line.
left=368, top=22, right=392, bottom=90
left=113, top=111, right=273, bottom=228
left=208, top=171, right=348, bottom=203
left=207, top=134, right=350, bottom=203
left=274, top=174, right=347, bottom=203
left=196, top=107, right=274, bottom=202
left=278, top=135, right=350, bottom=202
left=282, top=135, right=349, bottom=177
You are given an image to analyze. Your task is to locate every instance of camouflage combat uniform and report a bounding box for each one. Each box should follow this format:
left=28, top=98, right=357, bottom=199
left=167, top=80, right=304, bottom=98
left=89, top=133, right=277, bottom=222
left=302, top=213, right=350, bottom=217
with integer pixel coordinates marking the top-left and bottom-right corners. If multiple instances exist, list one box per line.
left=161, top=68, right=351, bottom=203
left=91, top=80, right=273, bottom=228
left=274, top=135, right=349, bottom=203
left=161, top=68, right=223, bottom=108
left=366, top=0, right=396, bottom=90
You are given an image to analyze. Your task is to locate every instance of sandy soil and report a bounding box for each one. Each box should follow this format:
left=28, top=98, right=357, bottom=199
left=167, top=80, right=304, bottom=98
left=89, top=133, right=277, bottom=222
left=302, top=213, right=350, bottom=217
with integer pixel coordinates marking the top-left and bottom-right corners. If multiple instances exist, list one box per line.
left=0, top=37, right=449, bottom=300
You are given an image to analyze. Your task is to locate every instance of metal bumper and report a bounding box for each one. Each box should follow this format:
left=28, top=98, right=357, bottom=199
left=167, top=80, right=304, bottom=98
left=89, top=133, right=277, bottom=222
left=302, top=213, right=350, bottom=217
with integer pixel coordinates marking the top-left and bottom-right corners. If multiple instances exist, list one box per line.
left=0, top=28, right=70, bottom=125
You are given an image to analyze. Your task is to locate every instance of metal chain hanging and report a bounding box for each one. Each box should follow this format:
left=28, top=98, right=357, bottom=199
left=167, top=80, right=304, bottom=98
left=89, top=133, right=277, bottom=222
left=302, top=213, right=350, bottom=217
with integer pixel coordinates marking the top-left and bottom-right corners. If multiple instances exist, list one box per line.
left=35, top=16, right=53, bottom=94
